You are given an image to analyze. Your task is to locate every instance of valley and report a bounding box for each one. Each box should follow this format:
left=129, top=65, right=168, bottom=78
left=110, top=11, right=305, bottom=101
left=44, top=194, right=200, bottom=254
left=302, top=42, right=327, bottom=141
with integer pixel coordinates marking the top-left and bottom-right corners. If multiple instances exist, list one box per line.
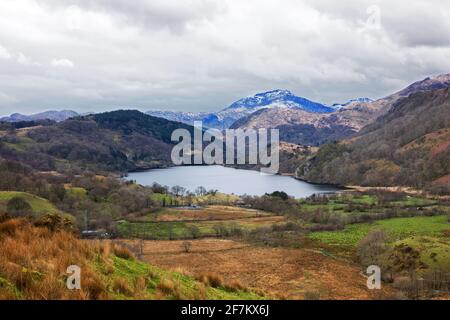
left=2, top=0, right=450, bottom=306
left=1, top=74, right=450, bottom=301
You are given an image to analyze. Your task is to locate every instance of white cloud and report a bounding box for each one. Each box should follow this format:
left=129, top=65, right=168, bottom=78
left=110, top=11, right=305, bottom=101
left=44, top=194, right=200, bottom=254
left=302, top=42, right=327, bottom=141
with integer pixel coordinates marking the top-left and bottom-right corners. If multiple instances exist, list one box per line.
left=17, top=52, right=31, bottom=65
left=51, top=58, right=74, bottom=68
left=0, top=45, right=11, bottom=59
left=0, top=0, right=449, bottom=115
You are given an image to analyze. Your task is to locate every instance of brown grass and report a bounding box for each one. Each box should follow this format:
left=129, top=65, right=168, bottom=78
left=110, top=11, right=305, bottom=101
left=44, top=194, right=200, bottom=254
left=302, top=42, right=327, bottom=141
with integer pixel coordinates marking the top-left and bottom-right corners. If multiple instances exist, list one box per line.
left=112, top=278, right=132, bottom=296
left=133, top=277, right=148, bottom=299
left=156, top=278, right=176, bottom=295
left=196, top=272, right=224, bottom=288
left=0, top=219, right=26, bottom=236
left=155, top=206, right=271, bottom=222
left=112, top=244, right=134, bottom=260
left=0, top=219, right=112, bottom=299
left=138, top=238, right=396, bottom=300
left=224, top=280, right=247, bottom=292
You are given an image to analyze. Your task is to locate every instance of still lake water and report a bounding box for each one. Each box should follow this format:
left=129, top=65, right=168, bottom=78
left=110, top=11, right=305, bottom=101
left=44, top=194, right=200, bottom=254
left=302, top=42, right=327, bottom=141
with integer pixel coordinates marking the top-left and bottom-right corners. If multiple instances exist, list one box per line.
left=127, top=165, right=339, bottom=198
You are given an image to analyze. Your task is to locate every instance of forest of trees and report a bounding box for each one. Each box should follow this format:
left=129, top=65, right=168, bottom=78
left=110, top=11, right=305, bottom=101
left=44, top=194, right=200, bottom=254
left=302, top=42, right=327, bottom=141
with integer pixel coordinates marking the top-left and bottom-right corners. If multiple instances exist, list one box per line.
left=0, top=110, right=193, bottom=173
left=297, top=86, right=450, bottom=192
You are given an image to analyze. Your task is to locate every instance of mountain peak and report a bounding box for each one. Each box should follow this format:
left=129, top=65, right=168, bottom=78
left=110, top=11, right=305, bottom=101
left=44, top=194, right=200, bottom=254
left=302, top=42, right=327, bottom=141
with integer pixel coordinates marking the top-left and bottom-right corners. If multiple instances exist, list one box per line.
left=226, top=89, right=334, bottom=113
left=332, top=97, right=374, bottom=109
left=254, top=89, right=292, bottom=99
left=394, top=73, right=450, bottom=99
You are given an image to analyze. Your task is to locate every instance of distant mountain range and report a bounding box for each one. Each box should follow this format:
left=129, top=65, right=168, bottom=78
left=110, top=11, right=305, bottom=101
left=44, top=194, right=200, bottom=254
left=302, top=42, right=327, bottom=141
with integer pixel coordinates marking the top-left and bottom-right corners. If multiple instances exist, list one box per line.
left=0, top=110, right=79, bottom=122
left=3, top=74, right=450, bottom=149
left=231, top=74, right=450, bottom=145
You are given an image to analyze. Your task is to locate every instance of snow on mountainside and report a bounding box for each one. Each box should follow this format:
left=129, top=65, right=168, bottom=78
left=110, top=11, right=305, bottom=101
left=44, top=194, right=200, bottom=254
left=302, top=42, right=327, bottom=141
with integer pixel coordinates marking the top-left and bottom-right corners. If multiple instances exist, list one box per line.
left=146, top=89, right=333, bottom=129
left=225, top=89, right=334, bottom=113
left=0, top=110, right=79, bottom=122
left=331, top=98, right=374, bottom=110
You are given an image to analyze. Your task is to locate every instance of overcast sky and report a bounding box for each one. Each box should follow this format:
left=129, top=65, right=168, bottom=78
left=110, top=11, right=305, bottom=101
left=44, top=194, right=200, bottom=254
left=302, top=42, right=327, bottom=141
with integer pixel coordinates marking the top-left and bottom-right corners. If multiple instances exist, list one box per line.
left=1, top=0, right=450, bottom=115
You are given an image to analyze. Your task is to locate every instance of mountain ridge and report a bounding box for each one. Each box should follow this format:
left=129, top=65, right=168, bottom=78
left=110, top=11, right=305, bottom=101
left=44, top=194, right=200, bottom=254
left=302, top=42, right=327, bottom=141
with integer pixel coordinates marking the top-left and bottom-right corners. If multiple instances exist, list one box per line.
left=296, top=84, right=450, bottom=189
left=0, top=110, right=193, bottom=173
left=0, top=110, right=79, bottom=122
left=147, top=89, right=334, bottom=130
left=231, top=73, right=450, bottom=146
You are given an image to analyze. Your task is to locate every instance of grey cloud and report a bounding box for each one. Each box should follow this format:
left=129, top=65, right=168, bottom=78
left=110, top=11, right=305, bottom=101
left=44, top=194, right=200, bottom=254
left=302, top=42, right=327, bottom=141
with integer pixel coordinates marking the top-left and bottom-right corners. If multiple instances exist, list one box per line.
left=43, top=0, right=226, bottom=32
left=0, top=0, right=449, bottom=115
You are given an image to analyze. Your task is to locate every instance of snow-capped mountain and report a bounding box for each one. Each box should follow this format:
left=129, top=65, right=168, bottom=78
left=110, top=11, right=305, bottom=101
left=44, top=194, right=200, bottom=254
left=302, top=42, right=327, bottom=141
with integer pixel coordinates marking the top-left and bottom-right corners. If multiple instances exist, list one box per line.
left=146, top=89, right=333, bottom=129
left=331, top=98, right=374, bottom=110
left=226, top=89, right=334, bottom=113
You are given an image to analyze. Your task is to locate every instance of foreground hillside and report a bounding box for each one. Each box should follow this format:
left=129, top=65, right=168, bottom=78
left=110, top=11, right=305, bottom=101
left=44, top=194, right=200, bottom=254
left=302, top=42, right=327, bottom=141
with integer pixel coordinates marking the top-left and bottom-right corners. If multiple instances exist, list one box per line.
left=0, top=219, right=264, bottom=300
left=297, top=85, right=450, bottom=191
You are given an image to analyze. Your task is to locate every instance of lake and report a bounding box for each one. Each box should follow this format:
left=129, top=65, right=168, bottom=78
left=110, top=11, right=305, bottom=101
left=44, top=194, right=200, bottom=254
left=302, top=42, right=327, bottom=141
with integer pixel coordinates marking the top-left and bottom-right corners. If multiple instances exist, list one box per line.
left=127, top=165, right=339, bottom=198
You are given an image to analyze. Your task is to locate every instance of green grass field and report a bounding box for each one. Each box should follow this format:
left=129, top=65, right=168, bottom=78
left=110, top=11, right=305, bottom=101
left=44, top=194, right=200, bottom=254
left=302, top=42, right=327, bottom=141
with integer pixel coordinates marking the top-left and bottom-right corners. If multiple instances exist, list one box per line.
left=117, top=217, right=281, bottom=240
left=393, top=236, right=450, bottom=271
left=0, top=191, right=62, bottom=218
left=117, top=221, right=191, bottom=239
left=391, top=196, right=437, bottom=207
left=309, top=215, right=450, bottom=247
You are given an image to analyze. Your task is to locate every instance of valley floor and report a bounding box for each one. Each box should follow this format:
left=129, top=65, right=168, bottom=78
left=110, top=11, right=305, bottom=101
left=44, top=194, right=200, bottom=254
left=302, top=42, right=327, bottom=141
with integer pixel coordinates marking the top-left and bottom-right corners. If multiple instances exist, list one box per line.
left=131, top=238, right=394, bottom=300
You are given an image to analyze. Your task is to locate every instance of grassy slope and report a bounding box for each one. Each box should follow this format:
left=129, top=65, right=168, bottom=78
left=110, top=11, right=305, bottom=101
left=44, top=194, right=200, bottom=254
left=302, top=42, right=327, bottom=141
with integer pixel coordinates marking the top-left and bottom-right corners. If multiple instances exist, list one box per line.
left=394, top=236, right=450, bottom=271
left=0, top=219, right=264, bottom=300
left=0, top=191, right=62, bottom=217
left=100, top=256, right=264, bottom=300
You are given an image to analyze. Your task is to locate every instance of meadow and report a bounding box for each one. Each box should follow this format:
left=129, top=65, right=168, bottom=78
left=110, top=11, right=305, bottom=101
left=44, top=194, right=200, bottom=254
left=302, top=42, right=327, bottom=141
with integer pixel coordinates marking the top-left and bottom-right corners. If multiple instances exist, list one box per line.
left=309, top=215, right=450, bottom=247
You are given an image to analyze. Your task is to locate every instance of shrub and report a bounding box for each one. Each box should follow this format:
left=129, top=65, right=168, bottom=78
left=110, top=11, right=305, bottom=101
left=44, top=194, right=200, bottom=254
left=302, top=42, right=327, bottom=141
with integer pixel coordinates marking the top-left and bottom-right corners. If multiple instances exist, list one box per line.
left=112, top=277, right=132, bottom=296
left=189, top=225, right=201, bottom=239
left=82, top=272, right=107, bottom=300
left=34, top=213, right=73, bottom=232
left=156, top=278, right=176, bottom=295
left=133, top=277, right=148, bottom=298
left=181, top=241, right=192, bottom=253
left=6, top=197, right=32, bottom=217
left=357, top=230, right=388, bottom=268
left=193, top=283, right=207, bottom=300
left=197, top=273, right=224, bottom=288
left=112, top=244, right=134, bottom=260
